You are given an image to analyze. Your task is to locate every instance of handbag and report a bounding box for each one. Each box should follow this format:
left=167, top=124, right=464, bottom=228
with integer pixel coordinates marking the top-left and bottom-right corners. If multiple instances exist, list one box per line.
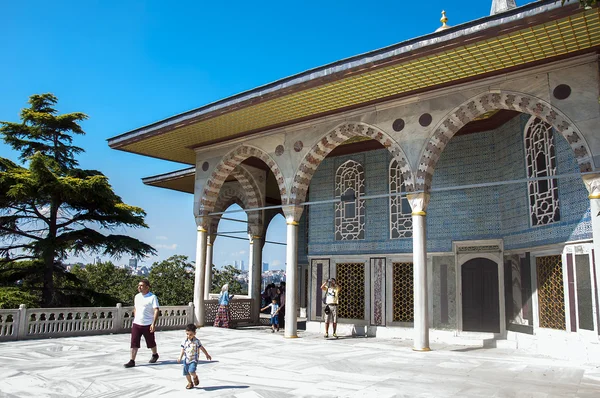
left=324, top=305, right=331, bottom=315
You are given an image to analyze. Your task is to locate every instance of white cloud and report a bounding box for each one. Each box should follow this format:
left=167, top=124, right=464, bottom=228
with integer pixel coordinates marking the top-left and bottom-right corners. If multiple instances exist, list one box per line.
left=156, top=236, right=168, bottom=241
left=155, top=243, right=177, bottom=250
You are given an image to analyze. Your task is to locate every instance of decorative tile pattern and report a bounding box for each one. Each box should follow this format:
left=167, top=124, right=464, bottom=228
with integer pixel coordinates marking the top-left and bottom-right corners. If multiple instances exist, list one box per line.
left=417, top=92, right=593, bottom=192
left=307, top=113, right=591, bottom=256
left=536, top=255, right=566, bottom=330
left=392, top=262, right=414, bottom=322
left=525, top=116, right=560, bottom=226
left=291, top=122, right=413, bottom=206
left=337, top=262, right=365, bottom=320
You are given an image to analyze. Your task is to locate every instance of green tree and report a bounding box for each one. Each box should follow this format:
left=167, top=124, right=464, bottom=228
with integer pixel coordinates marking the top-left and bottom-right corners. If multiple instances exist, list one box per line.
left=211, top=265, right=246, bottom=295
left=0, top=94, right=155, bottom=307
left=70, top=261, right=138, bottom=306
left=149, top=255, right=194, bottom=306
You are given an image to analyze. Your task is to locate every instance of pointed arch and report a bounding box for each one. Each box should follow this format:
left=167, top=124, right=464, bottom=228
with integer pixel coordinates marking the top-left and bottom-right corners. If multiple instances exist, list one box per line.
left=208, top=164, right=265, bottom=235
left=200, top=145, right=287, bottom=218
left=290, top=122, right=413, bottom=205
left=416, top=91, right=594, bottom=191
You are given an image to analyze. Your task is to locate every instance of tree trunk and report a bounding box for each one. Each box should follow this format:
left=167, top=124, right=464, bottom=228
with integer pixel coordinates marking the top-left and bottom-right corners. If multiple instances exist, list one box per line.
left=41, top=252, right=54, bottom=307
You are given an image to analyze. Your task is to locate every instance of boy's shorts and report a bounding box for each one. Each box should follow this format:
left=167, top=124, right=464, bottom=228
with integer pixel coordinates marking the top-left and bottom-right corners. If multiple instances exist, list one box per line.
left=270, top=315, right=279, bottom=325
left=183, top=361, right=197, bottom=375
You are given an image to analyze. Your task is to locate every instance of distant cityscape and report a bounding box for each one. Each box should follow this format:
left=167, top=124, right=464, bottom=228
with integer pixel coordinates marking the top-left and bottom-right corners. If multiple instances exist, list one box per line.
left=63, top=257, right=286, bottom=288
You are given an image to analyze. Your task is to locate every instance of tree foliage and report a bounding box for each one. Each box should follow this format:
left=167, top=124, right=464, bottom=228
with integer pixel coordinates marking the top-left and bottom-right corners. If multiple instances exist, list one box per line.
left=70, top=261, right=138, bottom=306
left=0, top=93, right=156, bottom=307
left=211, top=265, right=246, bottom=295
left=149, top=255, right=195, bottom=306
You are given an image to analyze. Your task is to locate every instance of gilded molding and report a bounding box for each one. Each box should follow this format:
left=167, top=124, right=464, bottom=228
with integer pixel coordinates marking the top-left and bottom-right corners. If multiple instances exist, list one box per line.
left=589, top=194, right=600, bottom=200
left=412, top=211, right=427, bottom=216
left=286, top=220, right=300, bottom=226
left=412, top=347, right=431, bottom=352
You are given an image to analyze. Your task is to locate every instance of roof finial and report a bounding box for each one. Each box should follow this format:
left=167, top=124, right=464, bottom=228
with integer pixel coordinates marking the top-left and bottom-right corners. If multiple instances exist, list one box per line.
left=435, top=10, right=451, bottom=32
left=490, top=0, right=517, bottom=15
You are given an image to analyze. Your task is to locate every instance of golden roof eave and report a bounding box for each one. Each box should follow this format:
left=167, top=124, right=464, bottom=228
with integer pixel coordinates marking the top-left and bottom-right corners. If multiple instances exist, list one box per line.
left=109, top=2, right=600, bottom=165
left=142, top=168, right=195, bottom=194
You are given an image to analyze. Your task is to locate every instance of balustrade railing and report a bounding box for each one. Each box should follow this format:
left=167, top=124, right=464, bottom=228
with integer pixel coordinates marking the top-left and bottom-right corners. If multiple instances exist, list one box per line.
left=0, top=298, right=254, bottom=342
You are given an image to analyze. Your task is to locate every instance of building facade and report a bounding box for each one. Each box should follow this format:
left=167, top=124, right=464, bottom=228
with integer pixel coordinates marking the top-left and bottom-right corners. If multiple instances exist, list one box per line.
left=109, top=1, right=600, bottom=355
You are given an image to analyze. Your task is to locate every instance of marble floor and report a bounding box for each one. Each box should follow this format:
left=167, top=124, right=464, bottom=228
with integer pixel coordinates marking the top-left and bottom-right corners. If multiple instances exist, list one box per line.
left=0, top=326, right=599, bottom=398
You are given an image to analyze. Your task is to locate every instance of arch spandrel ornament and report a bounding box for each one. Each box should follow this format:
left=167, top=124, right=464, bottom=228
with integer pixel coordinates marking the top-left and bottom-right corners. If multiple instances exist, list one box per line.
left=290, top=122, right=414, bottom=207
left=416, top=91, right=595, bottom=191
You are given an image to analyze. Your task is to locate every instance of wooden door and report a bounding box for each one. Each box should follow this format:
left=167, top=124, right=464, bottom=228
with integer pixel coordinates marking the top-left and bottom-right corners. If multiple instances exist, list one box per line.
left=462, top=258, right=500, bottom=333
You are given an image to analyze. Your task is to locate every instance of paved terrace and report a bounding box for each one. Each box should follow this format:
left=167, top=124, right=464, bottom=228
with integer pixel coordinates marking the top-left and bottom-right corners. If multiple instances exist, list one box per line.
left=0, top=326, right=599, bottom=398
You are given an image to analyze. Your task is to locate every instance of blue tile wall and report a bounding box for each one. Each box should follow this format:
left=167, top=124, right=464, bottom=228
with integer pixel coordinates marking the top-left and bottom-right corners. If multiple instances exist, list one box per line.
left=306, top=114, right=591, bottom=256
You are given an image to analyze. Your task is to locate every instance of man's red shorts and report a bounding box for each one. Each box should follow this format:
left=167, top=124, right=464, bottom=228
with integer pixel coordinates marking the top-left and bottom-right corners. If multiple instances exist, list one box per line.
left=130, top=323, right=156, bottom=349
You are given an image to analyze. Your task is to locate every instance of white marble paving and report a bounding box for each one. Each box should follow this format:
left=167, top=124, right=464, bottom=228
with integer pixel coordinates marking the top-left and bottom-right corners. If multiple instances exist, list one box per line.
left=0, top=327, right=599, bottom=397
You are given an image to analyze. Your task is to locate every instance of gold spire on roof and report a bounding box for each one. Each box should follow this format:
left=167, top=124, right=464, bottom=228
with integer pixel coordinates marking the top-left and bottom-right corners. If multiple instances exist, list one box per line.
left=435, top=10, right=451, bottom=32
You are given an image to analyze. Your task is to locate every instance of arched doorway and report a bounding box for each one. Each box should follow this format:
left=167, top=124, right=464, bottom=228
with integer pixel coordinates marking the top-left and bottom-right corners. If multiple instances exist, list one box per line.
left=461, top=258, right=500, bottom=333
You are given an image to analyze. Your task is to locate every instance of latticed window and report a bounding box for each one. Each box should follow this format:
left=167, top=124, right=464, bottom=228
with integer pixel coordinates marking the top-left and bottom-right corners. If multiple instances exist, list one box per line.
left=392, top=262, right=414, bottom=322
left=335, top=160, right=365, bottom=240
left=525, top=116, right=560, bottom=226
left=536, top=255, right=565, bottom=330
left=389, top=159, right=412, bottom=239
left=337, top=263, right=365, bottom=320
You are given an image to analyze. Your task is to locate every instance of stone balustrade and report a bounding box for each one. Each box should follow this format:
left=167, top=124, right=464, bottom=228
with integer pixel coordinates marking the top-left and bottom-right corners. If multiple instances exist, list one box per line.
left=0, top=298, right=254, bottom=342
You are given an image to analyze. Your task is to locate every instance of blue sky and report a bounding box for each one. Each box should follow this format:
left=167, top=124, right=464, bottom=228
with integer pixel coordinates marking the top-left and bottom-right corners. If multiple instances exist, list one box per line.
left=0, top=0, right=513, bottom=269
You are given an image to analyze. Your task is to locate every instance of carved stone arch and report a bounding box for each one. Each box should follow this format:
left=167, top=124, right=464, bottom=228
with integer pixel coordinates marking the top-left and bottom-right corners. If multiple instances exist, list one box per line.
left=290, top=122, right=413, bottom=205
left=416, top=90, right=595, bottom=191
left=200, top=145, right=287, bottom=218
left=209, top=177, right=262, bottom=236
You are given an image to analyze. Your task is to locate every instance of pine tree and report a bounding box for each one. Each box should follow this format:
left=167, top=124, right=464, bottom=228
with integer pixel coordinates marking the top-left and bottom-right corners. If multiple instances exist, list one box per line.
left=0, top=94, right=156, bottom=307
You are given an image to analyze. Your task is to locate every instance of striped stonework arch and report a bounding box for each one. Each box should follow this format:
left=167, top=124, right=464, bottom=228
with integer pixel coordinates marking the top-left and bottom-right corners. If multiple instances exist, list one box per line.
left=209, top=166, right=264, bottom=236
left=416, top=91, right=595, bottom=191
left=290, top=122, right=413, bottom=206
left=200, top=145, right=287, bottom=218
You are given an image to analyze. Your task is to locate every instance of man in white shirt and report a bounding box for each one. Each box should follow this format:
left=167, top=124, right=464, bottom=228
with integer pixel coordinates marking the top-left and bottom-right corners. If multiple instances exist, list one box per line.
left=124, top=279, right=160, bottom=368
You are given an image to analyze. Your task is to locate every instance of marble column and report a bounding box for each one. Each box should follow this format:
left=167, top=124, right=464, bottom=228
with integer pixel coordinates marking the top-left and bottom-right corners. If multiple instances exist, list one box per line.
left=249, top=235, right=263, bottom=324
left=408, top=193, right=431, bottom=351
left=193, top=226, right=207, bottom=326
left=583, top=174, right=600, bottom=328
left=203, top=237, right=214, bottom=300
left=285, top=218, right=299, bottom=338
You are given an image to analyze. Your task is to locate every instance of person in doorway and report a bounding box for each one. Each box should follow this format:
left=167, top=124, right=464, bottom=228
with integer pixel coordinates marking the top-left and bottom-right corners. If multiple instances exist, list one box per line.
left=260, top=298, right=281, bottom=332
left=321, top=278, right=340, bottom=338
left=178, top=323, right=212, bottom=389
left=124, top=278, right=160, bottom=367
left=214, top=283, right=234, bottom=328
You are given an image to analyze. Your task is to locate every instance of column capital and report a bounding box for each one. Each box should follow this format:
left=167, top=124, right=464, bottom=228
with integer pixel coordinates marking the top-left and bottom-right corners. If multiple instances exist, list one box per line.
left=283, top=205, right=304, bottom=224
left=195, top=215, right=209, bottom=230
left=583, top=173, right=600, bottom=199
left=407, top=192, right=431, bottom=214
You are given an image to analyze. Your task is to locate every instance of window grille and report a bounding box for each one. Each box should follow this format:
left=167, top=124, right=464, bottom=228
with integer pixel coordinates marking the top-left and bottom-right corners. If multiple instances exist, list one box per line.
left=525, top=116, right=560, bottom=226
left=335, top=160, right=365, bottom=240
left=389, top=159, right=412, bottom=239
left=536, top=255, right=565, bottom=330
left=392, top=262, right=414, bottom=322
left=336, top=262, right=365, bottom=320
